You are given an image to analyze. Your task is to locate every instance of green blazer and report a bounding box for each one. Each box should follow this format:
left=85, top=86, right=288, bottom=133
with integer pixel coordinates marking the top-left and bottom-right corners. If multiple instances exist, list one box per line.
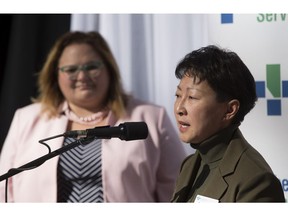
left=171, top=129, right=285, bottom=202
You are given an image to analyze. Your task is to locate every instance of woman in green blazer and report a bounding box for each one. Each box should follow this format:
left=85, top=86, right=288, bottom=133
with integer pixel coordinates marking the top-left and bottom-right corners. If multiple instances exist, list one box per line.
left=171, top=45, right=285, bottom=202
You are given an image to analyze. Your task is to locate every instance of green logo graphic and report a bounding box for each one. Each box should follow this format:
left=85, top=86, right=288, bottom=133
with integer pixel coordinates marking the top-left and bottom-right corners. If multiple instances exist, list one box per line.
left=256, top=64, right=288, bottom=116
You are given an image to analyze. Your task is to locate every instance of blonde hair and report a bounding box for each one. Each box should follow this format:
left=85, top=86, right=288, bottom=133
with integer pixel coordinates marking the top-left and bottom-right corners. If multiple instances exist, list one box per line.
left=33, top=31, right=129, bottom=118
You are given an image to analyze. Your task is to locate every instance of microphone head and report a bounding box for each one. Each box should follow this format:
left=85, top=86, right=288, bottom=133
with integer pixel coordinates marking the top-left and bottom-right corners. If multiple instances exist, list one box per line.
left=120, top=122, right=148, bottom=141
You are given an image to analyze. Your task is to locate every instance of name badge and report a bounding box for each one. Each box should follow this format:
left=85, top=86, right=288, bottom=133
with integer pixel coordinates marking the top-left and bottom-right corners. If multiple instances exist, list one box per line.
left=195, top=195, right=219, bottom=203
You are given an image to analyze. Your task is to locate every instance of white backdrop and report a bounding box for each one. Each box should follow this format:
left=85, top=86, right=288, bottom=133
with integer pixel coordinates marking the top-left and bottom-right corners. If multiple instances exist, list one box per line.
left=71, top=14, right=287, bottom=201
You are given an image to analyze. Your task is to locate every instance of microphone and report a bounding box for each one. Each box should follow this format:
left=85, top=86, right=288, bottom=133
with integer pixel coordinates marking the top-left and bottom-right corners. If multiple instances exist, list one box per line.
left=64, top=122, right=148, bottom=141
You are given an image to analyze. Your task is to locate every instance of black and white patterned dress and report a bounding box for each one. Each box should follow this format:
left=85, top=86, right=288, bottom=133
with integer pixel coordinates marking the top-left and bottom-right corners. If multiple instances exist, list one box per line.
left=57, top=137, right=103, bottom=202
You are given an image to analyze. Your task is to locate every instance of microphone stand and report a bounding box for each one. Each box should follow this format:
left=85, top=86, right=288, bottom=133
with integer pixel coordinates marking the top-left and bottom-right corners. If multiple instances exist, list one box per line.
left=0, top=136, right=94, bottom=182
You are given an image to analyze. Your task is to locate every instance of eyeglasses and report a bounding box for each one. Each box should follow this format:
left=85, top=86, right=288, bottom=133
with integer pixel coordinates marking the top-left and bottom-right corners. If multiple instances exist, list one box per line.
left=58, top=61, right=104, bottom=80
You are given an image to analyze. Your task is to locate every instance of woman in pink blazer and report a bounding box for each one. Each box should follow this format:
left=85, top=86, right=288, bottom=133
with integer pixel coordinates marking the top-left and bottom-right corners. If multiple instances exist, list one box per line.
left=0, top=31, right=187, bottom=202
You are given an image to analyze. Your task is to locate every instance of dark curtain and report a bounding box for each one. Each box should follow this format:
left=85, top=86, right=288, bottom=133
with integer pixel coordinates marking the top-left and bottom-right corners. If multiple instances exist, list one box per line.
left=0, top=14, right=71, bottom=152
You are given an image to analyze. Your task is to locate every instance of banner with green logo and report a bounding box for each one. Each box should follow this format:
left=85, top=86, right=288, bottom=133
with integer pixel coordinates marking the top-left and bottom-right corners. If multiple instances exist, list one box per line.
left=207, top=14, right=288, bottom=201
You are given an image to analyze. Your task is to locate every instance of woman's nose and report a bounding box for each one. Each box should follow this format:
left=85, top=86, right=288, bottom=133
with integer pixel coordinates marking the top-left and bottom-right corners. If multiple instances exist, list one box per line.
left=175, top=100, right=187, bottom=116
left=76, top=69, right=88, bottom=79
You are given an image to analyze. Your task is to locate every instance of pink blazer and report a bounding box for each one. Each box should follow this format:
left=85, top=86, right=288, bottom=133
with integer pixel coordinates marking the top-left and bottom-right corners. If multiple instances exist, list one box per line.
left=0, top=98, right=187, bottom=202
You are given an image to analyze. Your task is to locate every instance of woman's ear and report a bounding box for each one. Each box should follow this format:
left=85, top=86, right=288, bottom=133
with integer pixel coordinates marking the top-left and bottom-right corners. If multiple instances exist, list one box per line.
left=224, top=99, right=240, bottom=121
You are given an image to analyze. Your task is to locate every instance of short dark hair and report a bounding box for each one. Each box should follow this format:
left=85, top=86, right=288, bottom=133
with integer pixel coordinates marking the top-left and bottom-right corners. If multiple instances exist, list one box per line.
left=175, top=45, right=257, bottom=124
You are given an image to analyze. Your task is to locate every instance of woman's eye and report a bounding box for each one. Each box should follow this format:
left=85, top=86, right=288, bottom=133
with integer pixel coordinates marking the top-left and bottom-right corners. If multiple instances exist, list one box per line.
left=85, top=65, right=97, bottom=70
left=189, top=95, right=198, bottom=100
left=65, top=67, right=78, bottom=73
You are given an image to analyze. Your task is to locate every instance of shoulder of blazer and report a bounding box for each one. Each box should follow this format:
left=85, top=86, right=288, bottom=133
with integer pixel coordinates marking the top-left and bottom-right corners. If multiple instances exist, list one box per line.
left=180, top=151, right=200, bottom=172
left=218, top=129, right=253, bottom=176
